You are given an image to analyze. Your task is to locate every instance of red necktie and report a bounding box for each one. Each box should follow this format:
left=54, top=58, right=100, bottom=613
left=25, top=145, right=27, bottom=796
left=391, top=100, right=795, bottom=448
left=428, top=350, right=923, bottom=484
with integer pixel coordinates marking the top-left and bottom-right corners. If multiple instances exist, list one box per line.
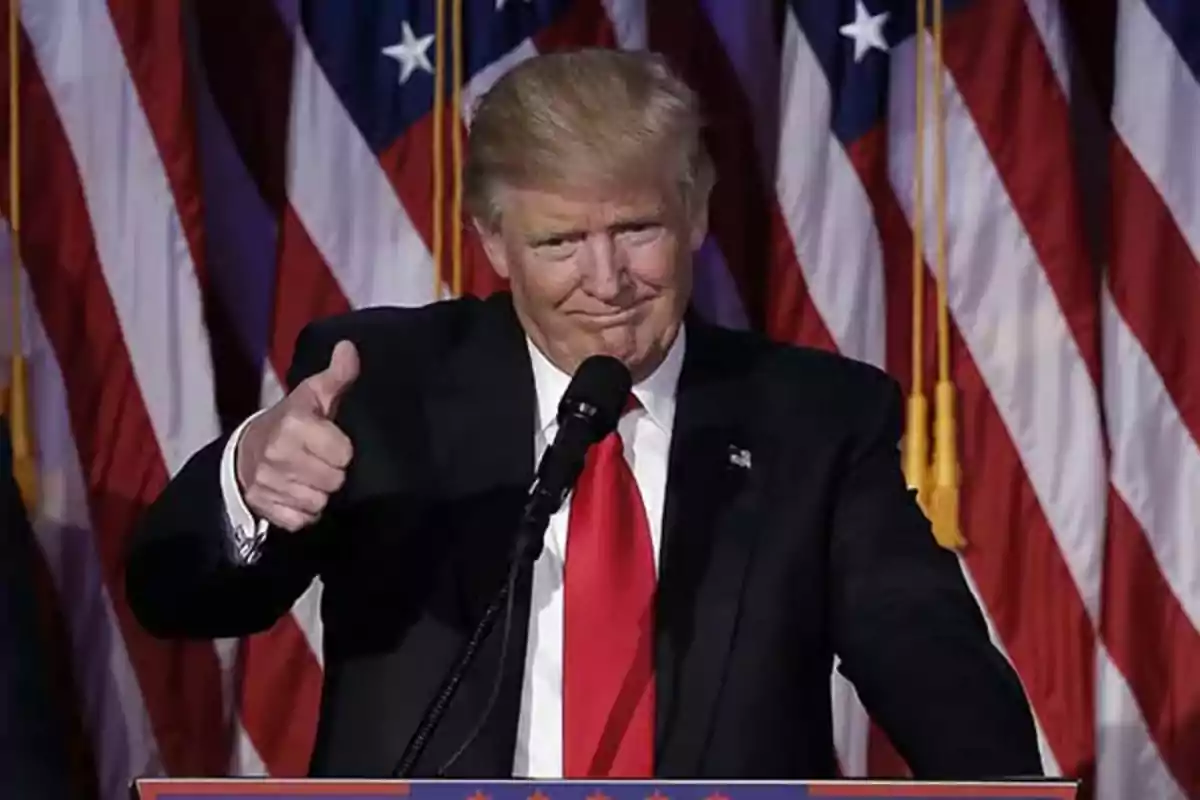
left=562, top=399, right=656, bottom=778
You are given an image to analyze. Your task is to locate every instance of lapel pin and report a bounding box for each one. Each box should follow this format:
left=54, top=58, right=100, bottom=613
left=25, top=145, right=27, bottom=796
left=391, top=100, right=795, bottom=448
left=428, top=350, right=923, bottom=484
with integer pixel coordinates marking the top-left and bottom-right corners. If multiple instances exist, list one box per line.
left=728, top=445, right=752, bottom=470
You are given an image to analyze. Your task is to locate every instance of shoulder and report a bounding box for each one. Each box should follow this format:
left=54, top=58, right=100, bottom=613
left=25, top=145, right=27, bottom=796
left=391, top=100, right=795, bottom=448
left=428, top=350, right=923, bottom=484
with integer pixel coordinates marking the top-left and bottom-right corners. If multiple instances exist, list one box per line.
left=285, top=292, right=506, bottom=388
left=696, top=321, right=899, bottom=407
left=691, top=320, right=902, bottom=439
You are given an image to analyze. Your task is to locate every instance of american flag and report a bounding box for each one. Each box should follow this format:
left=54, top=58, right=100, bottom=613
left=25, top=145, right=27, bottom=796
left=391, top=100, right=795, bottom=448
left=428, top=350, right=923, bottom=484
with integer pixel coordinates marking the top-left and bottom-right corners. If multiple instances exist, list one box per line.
left=1, top=1, right=1197, bottom=799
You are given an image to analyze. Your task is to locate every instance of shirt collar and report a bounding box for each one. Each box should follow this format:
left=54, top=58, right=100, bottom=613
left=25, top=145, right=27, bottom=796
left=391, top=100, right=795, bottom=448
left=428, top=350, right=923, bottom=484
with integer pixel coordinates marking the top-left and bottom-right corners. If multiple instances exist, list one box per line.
left=527, top=325, right=686, bottom=437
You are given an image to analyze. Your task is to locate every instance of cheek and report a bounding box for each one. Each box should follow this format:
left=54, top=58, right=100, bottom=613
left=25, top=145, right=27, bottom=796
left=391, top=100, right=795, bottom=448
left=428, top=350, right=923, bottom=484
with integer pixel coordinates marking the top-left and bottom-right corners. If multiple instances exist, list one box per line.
left=625, top=238, right=683, bottom=289
left=511, top=255, right=581, bottom=307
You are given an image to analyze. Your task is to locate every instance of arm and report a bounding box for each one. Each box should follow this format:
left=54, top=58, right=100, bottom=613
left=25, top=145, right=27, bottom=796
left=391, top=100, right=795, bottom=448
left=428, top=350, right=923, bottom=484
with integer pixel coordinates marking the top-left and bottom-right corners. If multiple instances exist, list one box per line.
left=125, top=323, right=343, bottom=639
left=828, top=374, right=1043, bottom=780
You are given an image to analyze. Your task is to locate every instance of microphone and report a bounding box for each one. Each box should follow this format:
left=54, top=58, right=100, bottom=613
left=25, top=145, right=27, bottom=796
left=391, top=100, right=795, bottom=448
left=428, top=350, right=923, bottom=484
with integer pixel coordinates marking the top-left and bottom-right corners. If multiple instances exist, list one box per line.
left=391, top=354, right=632, bottom=777
left=513, top=354, right=633, bottom=564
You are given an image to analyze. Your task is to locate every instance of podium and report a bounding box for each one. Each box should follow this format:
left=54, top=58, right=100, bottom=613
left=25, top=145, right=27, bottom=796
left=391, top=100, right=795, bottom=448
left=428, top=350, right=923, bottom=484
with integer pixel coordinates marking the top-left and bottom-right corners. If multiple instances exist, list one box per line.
left=131, top=779, right=1079, bottom=800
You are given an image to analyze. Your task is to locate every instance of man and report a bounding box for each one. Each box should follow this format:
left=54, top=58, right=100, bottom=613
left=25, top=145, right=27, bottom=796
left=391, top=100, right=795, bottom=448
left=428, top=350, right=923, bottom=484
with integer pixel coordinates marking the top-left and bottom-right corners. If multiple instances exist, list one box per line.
left=126, top=49, right=1042, bottom=780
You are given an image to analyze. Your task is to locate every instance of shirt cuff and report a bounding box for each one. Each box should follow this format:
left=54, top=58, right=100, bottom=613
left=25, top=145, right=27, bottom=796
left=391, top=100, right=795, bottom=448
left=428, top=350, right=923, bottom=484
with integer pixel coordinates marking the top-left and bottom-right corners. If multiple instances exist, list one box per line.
left=220, top=410, right=270, bottom=564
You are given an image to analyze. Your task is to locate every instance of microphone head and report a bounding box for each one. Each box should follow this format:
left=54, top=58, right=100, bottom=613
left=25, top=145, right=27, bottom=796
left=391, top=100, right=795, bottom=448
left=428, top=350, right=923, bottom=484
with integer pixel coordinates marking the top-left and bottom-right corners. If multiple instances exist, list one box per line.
left=557, top=355, right=633, bottom=441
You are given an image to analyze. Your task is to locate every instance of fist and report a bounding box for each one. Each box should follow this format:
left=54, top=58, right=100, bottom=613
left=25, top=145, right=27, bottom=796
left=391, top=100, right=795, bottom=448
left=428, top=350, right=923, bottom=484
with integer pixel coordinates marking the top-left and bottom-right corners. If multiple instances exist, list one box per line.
left=236, top=340, right=360, bottom=532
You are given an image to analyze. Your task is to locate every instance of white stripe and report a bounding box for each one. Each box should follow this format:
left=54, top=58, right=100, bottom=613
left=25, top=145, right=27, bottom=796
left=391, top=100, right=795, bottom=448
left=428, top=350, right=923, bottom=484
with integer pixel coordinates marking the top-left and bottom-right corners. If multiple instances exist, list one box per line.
left=777, top=12, right=886, bottom=367
left=460, top=40, right=540, bottom=127
left=1109, top=0, right=1200, bottom=630
left=601, top=0, right=648, bottom=49
left=1101, top=294, right=1200, bottom=631
left=830, top=668, right=869, bottom=776
left=1020, top=0, right=1071, bottom=95
left=1095, top=644, right=1187, bottom=800
left=22, top=0, right=221, bottom=474
left=22, top=306, right=161, bottom=800
left=1113, top=0, right=1200, bottom=265
left=287, top=29, right=437, bottom=310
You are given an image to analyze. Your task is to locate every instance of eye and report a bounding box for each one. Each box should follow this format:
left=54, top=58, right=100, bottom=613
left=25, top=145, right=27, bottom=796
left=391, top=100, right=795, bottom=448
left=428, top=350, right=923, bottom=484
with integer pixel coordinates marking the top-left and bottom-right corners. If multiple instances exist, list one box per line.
left=533, top=237, right=578, bottom=259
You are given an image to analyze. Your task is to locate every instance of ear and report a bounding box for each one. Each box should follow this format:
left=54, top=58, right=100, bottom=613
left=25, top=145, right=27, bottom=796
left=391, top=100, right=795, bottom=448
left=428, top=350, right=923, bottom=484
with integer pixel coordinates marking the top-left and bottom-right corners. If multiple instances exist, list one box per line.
left=688, top=203, right=710, bottom=251
left=473, top=218, right=511, bottom=279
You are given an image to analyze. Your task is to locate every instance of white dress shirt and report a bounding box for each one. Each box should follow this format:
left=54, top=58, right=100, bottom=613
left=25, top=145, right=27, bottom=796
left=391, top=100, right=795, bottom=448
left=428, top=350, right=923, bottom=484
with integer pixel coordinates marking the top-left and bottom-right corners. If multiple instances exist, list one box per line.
left=218, top=327, right=685, bottom=777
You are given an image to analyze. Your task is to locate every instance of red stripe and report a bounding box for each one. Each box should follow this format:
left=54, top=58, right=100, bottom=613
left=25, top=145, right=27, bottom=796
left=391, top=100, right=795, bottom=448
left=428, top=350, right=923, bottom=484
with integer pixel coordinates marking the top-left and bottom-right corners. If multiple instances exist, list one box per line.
left=270, top=206, right=354, bottom=376
left=939, top=2, right=1104, bottom=784
left=941, top=0, right=1103, bottom=389
left=238, top=617, right=325, bottom=776
left=1107, top=139, right=1200, bottom=445
left=649, top=0, right=775, bottom=330
left=765, top=204, right=838, bottom=353
left=0, top=21, right=229, bottom=775
left=108, top=0, right=265, bottom=431
left=1101, top=490, right=1200, bottom=796
left=865, top=722, right=912, bottom=779
left=105, top=0, right=206, bottom=283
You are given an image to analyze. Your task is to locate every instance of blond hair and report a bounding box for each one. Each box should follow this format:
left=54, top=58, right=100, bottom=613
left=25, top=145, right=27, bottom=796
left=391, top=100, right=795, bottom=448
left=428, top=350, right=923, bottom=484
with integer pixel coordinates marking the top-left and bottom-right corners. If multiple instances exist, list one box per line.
left=464, top=48, right=714, bottom=228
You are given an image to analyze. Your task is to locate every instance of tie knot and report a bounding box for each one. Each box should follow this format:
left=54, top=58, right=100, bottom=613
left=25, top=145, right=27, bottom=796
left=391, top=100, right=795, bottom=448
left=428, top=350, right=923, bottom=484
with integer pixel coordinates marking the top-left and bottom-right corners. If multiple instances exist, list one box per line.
left=623, top=394, right=641, bottom=416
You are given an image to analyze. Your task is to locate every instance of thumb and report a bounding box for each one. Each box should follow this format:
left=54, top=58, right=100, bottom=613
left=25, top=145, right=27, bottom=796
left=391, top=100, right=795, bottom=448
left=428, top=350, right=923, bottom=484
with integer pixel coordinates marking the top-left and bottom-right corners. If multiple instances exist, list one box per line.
left=306, top=339, right=360, bottom=416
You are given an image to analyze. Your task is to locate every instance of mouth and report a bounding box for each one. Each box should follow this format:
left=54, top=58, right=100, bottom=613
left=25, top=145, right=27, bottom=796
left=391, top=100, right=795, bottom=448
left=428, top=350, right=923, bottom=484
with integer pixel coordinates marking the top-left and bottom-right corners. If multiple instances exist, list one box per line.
left=574, top=302, right=645, bottom=326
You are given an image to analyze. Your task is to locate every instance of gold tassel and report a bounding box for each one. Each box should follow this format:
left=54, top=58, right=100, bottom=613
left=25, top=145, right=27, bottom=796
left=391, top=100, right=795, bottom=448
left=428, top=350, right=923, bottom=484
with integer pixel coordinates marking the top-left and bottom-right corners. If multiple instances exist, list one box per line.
left=7, top=0, right=37, bottom=512
left=927, top=0, right=964, bottom=549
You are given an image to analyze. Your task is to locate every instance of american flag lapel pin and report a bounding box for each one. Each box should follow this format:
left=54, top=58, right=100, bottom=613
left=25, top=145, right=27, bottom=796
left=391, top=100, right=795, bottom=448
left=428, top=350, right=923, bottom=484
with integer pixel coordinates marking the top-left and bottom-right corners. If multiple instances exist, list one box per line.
left=728, top=445, right=752, bottom=470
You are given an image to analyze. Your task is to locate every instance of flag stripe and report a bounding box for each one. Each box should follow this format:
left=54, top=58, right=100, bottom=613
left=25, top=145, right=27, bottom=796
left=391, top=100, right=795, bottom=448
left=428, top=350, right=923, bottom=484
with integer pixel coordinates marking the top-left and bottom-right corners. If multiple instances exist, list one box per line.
left=1099, top=482, right=1200, bottom=797
left=776, top=11, right=886, bottom=366
left=1104, top=1, right=1200, bottom=795
left=887, top=33, right=1102, bottom=777
left=7, top=7, right=229, bottom=778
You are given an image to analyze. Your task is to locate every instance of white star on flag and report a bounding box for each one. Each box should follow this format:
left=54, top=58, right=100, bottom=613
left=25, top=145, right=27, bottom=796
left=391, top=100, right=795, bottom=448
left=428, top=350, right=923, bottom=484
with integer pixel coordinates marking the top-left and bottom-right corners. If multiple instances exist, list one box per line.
left=839, top=0, right=890, bottom=62
left=382, top=21, right=435, bottom=84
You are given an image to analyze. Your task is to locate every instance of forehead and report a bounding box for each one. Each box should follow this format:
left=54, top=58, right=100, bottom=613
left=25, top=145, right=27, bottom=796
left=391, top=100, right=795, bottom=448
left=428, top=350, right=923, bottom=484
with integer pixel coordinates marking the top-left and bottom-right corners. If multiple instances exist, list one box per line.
left=496, top=183, right=677, bottom=235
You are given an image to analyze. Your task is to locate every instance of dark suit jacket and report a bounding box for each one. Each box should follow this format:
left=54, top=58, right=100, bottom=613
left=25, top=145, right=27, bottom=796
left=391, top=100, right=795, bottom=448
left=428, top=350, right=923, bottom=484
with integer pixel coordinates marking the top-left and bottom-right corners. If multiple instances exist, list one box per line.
left=126, top=292, right=1042, bottom=780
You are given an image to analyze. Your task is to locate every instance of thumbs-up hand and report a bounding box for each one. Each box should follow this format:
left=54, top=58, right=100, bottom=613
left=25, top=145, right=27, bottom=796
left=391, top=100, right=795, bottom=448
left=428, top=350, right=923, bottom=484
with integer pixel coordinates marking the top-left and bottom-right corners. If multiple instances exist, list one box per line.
left=236, top=340, right=361, bottom=532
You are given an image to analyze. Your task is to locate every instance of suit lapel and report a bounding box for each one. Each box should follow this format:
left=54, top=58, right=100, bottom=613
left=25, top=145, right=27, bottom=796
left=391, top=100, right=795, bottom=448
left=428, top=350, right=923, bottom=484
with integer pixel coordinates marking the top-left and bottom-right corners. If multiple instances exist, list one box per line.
left=654, top=319, right=764, bottom=776
left=415, top=294, right=538, bottom=777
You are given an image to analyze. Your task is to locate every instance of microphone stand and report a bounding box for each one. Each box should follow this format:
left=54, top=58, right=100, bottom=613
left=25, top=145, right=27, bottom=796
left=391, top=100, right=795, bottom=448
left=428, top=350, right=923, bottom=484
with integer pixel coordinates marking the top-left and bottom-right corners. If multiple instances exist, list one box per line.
left=389, top=485, right=559, bottom=778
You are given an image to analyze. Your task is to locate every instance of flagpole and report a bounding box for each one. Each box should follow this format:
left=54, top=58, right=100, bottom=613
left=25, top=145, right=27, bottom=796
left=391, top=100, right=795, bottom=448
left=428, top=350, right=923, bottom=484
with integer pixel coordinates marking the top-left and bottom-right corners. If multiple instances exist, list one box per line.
left=929, top=0, right=964, bottom=549
left=7, top=0, right=36, bottom=511
left=450, top=0, right=463, bottom=298
left=903, top=0, right=930, bottom=510
left=432, top=0, right=447, bottom=299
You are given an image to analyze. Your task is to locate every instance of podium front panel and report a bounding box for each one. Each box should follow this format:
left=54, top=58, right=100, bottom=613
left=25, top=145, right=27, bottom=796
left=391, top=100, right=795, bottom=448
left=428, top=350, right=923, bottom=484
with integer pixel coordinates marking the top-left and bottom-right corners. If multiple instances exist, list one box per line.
left=132, top=779, right=1078, bottom=800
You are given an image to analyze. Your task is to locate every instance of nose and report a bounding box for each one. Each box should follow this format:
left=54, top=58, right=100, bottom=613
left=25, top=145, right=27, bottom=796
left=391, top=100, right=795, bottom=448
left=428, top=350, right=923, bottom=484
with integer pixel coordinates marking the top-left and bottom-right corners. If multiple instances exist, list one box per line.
left=579, top=232, right=627, bottom=301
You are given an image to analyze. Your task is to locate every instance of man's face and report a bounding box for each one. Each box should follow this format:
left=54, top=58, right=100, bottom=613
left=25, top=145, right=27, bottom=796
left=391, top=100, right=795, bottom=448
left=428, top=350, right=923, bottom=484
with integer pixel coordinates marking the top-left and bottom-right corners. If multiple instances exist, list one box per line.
left=478, top=180, right=707, bottom=381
